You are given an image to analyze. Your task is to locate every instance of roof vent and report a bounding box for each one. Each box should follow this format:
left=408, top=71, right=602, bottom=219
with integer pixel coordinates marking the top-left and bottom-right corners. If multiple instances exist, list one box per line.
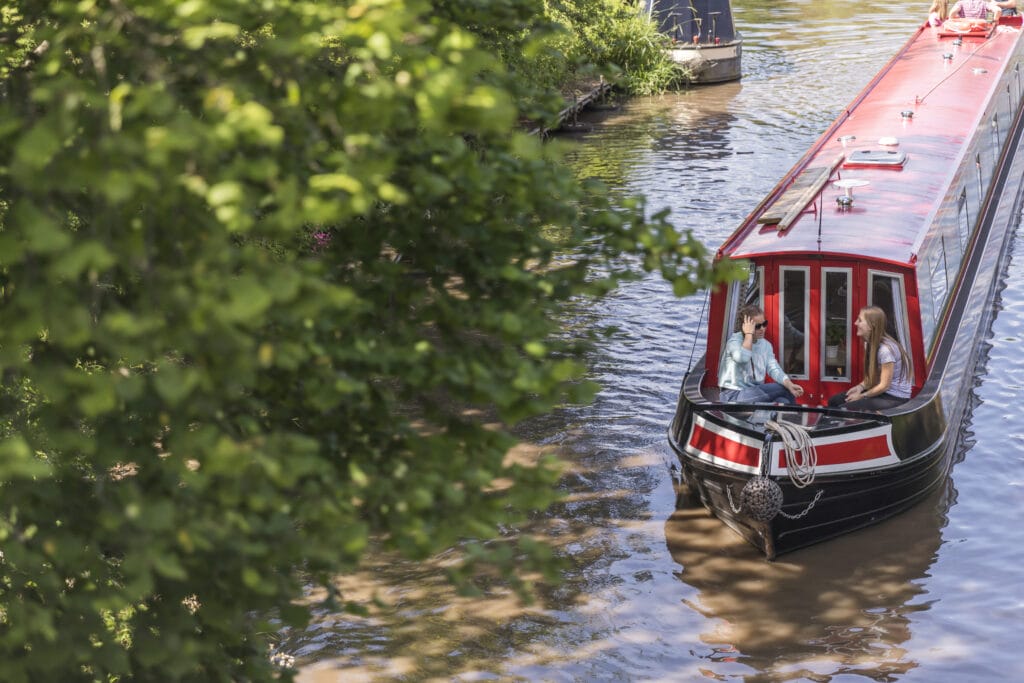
left=833, top=178, right=870, bottom=210
left=843, top=149, right=907, bottom=169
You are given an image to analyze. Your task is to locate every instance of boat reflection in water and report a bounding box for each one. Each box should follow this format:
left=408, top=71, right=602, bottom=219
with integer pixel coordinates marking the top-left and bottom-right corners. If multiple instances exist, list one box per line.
left=643, top=0, right=743, bottom=84
left=664, top=477, right=954, bottom=679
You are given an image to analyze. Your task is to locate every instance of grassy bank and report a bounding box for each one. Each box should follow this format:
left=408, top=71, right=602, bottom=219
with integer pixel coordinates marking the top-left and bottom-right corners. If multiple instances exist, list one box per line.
left=458, top=0, right=686, bottom=116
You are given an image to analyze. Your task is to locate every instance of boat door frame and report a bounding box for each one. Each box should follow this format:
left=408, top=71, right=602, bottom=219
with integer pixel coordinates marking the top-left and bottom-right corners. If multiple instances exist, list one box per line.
left=777, top=264, right=812, bottom=381
left=867, top=268, right=915, bottom=381
left=820, top=266, right=854, bottom=386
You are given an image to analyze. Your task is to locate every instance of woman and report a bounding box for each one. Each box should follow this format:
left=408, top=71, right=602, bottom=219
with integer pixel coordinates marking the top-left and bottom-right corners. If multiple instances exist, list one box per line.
left=718, top=304, right=804, bottom=405
left=828, top=306, right=912, bottom=411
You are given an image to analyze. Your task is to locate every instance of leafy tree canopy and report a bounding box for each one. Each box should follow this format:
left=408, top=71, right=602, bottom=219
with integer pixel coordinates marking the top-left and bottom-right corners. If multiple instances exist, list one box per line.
left=0, top=0, right=736, bottom=680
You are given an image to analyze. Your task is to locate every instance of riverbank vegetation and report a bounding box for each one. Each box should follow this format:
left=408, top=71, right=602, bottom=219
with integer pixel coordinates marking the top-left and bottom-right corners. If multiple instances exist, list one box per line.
left=541, top=0, right=689, bottom=96
left=449, top=0, right=686, bottom=116
left=0, top=1, right=733, bottom=680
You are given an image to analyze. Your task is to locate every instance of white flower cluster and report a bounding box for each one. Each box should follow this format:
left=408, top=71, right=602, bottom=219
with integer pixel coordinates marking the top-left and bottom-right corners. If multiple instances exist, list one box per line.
left=268, top=643, right=296, bottom=669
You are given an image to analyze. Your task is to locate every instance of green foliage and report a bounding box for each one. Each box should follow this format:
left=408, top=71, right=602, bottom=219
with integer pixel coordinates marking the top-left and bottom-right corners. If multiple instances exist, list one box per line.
left=540, top=0, right=684, bottom=94
left=590, top=12, right=689, bottom=95
left=553, top=0, right=687, bottom=95
left=0, top=0, right=738, bottom=680
left=441, top=0, right=684, bottom=110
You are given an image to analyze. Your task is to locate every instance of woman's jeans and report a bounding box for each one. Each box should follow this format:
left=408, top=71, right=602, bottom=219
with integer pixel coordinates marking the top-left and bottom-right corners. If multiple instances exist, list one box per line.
left=827, top=392, right=906, bottom=411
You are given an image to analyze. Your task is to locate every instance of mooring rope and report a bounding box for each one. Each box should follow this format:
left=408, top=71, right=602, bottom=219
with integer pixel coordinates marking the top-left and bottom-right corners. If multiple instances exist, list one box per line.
left=685, top=288, right=710, bottom=375
left=765, top=420, right=817, bottom=489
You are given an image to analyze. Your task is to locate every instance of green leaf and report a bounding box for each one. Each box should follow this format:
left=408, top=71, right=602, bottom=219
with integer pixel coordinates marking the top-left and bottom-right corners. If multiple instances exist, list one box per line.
left=152, top=364, right=200, bottom=405
left=181, top=21, right=241, bottom=49
left=0, top=437, right=51, bottom=480
left=77, top=381, right=118, bottom=417
left=222, top=275, right=273, bottom=323
left=49, top=240, right=116, bottom=280
left=9, top=201, right=70, bottom=254
left=12, top=118, right=62, bottom=174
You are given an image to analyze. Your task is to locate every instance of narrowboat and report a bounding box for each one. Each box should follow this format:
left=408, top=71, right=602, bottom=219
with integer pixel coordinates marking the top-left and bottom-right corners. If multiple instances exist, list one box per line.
left=668, top=15, right=1024, bottom=559
left=643, top=0, right=742, bottom=84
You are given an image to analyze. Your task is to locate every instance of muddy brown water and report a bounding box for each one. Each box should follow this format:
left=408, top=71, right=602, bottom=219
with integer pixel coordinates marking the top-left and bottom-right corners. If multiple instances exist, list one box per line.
left=292, top=3, right=1024, bottom=680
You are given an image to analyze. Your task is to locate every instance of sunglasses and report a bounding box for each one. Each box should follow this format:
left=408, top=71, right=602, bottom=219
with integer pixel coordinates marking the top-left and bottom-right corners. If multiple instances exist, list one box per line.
left=753, top=321, right=769, bottom=330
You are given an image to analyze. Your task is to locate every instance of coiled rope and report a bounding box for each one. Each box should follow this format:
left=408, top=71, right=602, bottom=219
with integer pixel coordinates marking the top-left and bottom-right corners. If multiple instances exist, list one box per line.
left=765, top=420, right=817, bottom=488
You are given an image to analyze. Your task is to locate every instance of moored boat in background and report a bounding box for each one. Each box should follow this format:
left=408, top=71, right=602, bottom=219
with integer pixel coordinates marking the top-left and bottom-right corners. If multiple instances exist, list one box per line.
left=643, top=0, right=742, bottom=84
left=668, top=14, right=1024, bottom=558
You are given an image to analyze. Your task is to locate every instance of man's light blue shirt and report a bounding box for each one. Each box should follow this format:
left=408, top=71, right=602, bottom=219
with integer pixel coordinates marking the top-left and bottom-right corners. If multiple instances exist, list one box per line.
left=718, top=331, right=790, bottom=390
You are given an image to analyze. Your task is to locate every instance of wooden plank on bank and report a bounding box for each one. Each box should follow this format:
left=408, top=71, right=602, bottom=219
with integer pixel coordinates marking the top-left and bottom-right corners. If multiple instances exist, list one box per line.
left=758, top=153, right=845, bottom=228
left=529, top=78, right=612, bottom=136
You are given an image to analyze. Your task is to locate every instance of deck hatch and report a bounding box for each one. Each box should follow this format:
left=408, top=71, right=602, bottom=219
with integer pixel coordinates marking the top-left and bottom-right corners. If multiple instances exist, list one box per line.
left=843, top=149, right=907, bottom=168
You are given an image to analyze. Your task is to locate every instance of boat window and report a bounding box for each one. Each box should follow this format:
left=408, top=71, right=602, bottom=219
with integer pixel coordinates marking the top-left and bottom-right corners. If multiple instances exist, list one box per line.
left=1006, top=85, right=1014, bottom=141
left=742, top=263, right=763, bottom=308
left=780, top=267, right=808, bottom=378
left=929, top=248, right=948, bottom=331
left=957, top=188, right=971, bottom=252
left=869, top=271, right=913, bottom=377
left=918, top=263, right=937, bottom=352
left=976, top=153, right=984, bottom=198
left=822, top=269, right=851, bottom=381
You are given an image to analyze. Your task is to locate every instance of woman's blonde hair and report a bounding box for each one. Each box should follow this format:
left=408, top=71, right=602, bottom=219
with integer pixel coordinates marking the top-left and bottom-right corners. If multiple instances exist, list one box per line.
left=859, top=306, right=911, bottom=388
left=929, top=0, right=949, bottom=20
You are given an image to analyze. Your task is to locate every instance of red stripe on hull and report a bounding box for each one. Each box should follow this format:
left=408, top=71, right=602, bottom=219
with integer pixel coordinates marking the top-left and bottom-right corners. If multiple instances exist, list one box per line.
left=690, top=423, right=760, bottom=468
left=776, top=433, right=893, bottom=468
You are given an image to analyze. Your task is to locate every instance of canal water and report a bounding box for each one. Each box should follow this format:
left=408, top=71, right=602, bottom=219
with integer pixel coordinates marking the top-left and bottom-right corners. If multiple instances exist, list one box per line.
left=294, top=2, right=1024, bottom=680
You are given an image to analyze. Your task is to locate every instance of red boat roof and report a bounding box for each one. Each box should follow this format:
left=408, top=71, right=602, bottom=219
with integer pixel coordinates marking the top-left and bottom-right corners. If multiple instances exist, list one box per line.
left=720, top=19, right=1024, bottom=264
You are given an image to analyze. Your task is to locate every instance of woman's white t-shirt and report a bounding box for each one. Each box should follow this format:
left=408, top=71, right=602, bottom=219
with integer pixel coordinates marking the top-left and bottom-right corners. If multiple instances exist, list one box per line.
left=879, top=338, right=912, bottom=398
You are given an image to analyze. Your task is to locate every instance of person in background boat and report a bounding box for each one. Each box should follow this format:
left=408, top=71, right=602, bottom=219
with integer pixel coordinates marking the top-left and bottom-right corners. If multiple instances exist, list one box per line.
left=995, top=0, right=1017, bottom=15
left=828, top=306, right=912, bottom=411
left=947, top=0, right=1001, bottom=19
left=928, top=0, right=949, bottom=25
left=718, top=304, right=804, bottom=405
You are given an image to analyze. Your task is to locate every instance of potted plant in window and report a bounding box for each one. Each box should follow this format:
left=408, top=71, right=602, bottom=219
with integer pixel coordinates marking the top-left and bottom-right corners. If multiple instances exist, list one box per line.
left=825, top=319, right=846, bottom=363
